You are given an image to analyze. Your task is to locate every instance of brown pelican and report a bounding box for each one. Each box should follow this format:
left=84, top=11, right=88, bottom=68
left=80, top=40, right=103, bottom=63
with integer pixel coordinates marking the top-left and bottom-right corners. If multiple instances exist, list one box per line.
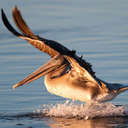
left=1, top=6, right=128, bottom=103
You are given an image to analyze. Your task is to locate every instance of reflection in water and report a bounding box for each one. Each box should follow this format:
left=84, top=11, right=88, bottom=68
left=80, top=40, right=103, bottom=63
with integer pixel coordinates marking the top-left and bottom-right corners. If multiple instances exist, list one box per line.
left=1, top=111, right=128, bottom=128
left=47, top=117, right=128, bottom=128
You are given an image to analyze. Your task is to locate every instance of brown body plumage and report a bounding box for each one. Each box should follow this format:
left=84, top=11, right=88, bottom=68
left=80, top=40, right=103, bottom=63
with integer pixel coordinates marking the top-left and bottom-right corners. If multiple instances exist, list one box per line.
left=1, top=6, right=128, bottom=103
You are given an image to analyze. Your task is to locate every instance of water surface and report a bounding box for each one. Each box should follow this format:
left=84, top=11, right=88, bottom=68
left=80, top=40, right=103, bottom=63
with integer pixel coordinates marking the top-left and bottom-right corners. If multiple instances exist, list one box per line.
left=1, top=0, right=128, bottom=127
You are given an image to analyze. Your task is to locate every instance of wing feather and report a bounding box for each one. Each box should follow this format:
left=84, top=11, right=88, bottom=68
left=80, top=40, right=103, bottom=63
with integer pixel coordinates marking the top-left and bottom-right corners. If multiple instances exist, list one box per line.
left=12, top=6, right=37, bottom=39
left=64, top=56, right=100, bottom=86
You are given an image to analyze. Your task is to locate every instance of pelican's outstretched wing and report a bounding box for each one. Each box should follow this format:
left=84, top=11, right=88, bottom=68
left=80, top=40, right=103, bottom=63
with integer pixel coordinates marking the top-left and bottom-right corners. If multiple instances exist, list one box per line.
left=1, top=6, right=96, bottom=80
left=1, top=6, right=71, bottom=57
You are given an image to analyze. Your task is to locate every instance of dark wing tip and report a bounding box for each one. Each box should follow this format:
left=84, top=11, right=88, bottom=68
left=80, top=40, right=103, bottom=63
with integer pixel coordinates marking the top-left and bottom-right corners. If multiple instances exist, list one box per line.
left=1, top=8, right=21, bottom=36
left=1, top=8, right=4, bottom=14
left=1, top=8, right=5, bottom=20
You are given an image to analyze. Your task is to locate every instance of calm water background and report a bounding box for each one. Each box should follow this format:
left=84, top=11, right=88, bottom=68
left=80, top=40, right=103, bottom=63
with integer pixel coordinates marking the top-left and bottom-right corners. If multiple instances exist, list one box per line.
left=0, top=0, right=128, bottom=127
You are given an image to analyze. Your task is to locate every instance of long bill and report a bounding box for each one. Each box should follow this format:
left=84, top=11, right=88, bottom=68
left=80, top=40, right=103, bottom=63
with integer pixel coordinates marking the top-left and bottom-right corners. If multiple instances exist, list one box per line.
left=13, top=55, right=64, bottom=89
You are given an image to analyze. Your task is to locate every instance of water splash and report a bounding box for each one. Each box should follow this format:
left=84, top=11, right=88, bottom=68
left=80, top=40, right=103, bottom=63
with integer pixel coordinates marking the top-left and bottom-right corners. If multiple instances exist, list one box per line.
left=36, top=101, right=128, bottom=120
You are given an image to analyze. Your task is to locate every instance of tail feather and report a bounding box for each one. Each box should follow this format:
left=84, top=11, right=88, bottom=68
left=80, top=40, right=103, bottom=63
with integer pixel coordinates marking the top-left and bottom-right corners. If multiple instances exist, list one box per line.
left=118, top=86, right=128, bottom=93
